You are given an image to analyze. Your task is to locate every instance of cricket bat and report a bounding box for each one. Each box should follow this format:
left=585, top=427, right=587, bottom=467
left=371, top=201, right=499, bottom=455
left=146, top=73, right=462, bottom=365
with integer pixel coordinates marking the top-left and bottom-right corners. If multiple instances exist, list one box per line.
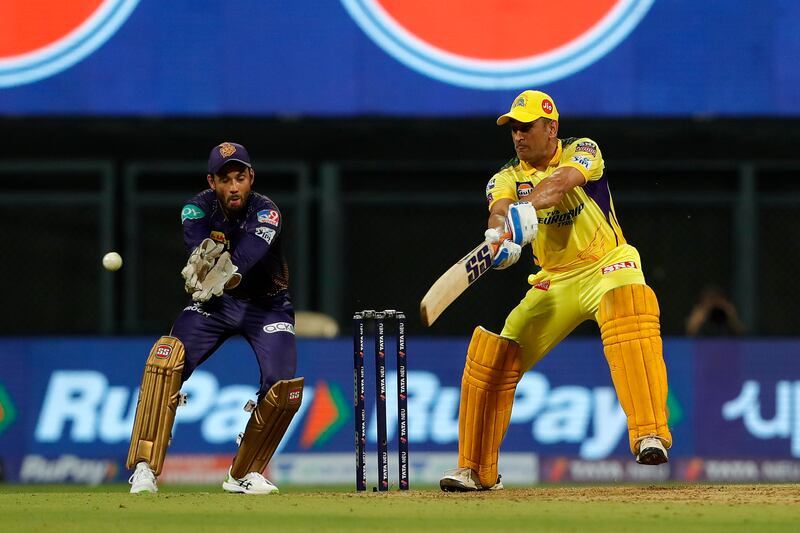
left=419, top=232, right=510, bottom=327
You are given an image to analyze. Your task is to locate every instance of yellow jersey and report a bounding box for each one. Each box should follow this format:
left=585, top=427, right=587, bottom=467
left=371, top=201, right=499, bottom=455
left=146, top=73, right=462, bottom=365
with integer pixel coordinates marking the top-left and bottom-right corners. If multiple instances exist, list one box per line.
left=486, top=137, right=626, bottom=273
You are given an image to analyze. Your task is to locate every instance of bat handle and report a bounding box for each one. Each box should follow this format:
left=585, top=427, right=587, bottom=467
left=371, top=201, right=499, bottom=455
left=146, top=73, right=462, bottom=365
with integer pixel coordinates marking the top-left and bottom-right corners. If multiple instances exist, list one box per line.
left=490, top=231, right=513, bottom=253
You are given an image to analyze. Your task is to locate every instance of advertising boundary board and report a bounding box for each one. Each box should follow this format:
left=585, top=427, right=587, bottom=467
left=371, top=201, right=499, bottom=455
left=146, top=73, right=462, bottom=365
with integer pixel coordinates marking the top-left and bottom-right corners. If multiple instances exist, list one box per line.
left=1, top=337, right=799, bottom=484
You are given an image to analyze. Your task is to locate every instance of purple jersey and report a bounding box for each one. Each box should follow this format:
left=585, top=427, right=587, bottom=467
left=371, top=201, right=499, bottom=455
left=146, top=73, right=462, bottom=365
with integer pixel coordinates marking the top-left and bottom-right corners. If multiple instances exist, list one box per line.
left=181, top=190, right=289, bottom=299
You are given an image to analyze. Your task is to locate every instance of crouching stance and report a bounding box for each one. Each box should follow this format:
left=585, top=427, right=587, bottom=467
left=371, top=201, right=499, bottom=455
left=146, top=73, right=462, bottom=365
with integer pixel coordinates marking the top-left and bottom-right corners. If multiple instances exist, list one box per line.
left=441, top=90, right=672, bottom=491
left=128, top=142, right=304, bottom=494
left=127, top=338, right=303, bottom=494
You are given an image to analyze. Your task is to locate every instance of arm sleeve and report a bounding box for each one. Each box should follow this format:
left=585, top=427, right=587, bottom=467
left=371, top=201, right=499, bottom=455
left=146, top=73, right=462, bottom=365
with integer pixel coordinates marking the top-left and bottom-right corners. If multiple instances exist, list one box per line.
left=181, top=197, right=212, bottom=254
left=486, top=171, right=518, bottom=211
left=230, top=205, right=282, bottom=277
left=558, top=138, right=605, bottom=183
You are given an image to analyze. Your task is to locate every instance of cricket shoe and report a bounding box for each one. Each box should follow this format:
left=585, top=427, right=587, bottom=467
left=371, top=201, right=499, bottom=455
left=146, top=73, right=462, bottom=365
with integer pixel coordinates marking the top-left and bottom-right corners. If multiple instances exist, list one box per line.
left=439, top=467, right=504, bottom=492
left=222, top=468, right=279, bottom=495
left=636, top=436, right=669, bottom=465
left=129, top=462, right=158, bottom=494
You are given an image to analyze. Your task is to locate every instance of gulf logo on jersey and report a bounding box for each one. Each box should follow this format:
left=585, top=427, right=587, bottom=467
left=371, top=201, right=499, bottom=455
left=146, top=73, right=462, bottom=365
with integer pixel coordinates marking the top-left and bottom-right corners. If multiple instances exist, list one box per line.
left=0, top=0, right=140, bottom=88
left=341, top=0, right=654, bottom=89
left=517, top=182, right=534, bottom=197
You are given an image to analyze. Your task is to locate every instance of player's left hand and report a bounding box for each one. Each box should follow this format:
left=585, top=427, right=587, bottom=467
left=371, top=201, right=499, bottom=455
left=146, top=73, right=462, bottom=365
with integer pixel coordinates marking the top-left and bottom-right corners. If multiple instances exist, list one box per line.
left=192, top=252, right=242, bottom=302
left=506, top=201, right=538, bottom=246
left=182, top=238, right=224, bottom=294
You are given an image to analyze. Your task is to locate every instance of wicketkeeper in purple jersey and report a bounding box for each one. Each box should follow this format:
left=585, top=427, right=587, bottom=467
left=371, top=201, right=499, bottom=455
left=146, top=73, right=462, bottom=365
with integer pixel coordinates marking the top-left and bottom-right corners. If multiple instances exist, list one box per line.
left=126, top=142, right=304, bottom=495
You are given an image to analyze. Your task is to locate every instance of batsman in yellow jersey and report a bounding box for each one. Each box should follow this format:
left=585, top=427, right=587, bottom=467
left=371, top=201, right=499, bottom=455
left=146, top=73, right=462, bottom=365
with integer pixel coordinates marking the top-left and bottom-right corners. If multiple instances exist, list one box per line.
left=440, top=90, right=672, bottom=492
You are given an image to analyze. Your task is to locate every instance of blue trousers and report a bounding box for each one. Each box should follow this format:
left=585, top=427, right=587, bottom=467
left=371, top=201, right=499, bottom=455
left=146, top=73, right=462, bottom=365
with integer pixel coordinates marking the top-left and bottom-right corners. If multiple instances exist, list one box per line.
left=170, top=291, right=297, bottom=398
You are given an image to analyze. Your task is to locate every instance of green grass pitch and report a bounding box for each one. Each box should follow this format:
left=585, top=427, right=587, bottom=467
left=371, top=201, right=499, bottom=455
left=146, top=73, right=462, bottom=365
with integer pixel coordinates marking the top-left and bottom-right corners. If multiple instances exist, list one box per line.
left=1, top=484, right=799, bottom=532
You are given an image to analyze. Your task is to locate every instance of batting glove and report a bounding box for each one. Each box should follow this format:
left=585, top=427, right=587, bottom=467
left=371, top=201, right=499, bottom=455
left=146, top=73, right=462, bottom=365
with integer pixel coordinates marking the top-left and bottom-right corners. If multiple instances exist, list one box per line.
left=491, top=240, right=522, bottom=270
left=485, top=228, right=521, bottom=270
left=506, top=201, right=538, bottom=246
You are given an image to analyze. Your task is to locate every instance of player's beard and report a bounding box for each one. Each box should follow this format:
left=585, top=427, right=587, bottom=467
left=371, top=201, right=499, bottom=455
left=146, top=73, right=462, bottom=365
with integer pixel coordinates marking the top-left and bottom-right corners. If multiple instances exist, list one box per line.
left=219, top=191, right=248, bottom=214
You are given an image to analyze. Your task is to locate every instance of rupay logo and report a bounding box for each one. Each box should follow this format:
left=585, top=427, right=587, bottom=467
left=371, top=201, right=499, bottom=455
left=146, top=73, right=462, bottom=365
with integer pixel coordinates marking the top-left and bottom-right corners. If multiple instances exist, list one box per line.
left=34, top=370, right=307, bottom=452
left=371, top=370, right=628, bottom=459
left=32, top=368, right=626, bottom=459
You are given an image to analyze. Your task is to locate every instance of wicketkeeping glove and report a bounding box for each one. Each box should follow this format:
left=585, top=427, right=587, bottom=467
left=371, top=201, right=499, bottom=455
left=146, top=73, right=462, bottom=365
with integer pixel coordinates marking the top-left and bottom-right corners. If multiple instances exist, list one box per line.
left=506, top=201, right=539, bottom=246
left=181, top=238, right=224, bottom=294
left=485, top=228, right=522, bottom=270
left=191, top=251, right=242, bottom=302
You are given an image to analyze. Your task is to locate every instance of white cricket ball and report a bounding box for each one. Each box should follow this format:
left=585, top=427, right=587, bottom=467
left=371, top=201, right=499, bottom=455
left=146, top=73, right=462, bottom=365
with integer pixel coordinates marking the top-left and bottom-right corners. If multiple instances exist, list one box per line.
left=102, top=252, right=123, bottom=272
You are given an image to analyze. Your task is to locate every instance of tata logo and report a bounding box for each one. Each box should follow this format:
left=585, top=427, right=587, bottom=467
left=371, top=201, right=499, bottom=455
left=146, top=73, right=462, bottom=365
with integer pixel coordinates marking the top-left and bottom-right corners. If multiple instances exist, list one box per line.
left=341, top=0, right=654, bottom=89
left=0, top=1, right=140, bottom=88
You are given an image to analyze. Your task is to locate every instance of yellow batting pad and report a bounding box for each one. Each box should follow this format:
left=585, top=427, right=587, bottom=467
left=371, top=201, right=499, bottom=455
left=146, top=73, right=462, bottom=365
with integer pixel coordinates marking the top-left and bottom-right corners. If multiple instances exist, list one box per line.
left=231, top=377, right=304, bottom=479
left=599, top=284, right=672, bottom=454
left=459, top=327, right=522, bottom=488
left=127, top=336, right=186, bottom=475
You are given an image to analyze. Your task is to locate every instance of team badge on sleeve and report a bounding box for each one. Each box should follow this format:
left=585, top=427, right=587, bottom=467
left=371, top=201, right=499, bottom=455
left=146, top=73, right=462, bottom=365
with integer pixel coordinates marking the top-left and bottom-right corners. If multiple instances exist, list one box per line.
left=181, top=204, right=205, bottom=223
left=575, top=141, right=598, bottom=156
left=255, top=227, right=276, bottom=244
left=571, top=156, right=592, bottom=170
left=257, top=209, right=280, bottom=226
left=485, top=177, right=496, bottom=195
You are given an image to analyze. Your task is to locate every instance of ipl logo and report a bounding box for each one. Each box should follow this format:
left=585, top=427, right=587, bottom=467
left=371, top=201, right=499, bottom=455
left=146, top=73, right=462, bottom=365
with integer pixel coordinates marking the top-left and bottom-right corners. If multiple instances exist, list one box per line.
left=341, top=0, right=654, bottom=89
left=0, top=0, right=140, bottom=88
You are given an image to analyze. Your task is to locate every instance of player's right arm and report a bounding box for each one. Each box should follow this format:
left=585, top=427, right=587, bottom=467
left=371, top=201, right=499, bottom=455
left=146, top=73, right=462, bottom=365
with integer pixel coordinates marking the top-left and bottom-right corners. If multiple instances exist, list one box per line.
left=488, top=198, right=514, bottom=231
left=525, top=167, right=586, bottom=209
